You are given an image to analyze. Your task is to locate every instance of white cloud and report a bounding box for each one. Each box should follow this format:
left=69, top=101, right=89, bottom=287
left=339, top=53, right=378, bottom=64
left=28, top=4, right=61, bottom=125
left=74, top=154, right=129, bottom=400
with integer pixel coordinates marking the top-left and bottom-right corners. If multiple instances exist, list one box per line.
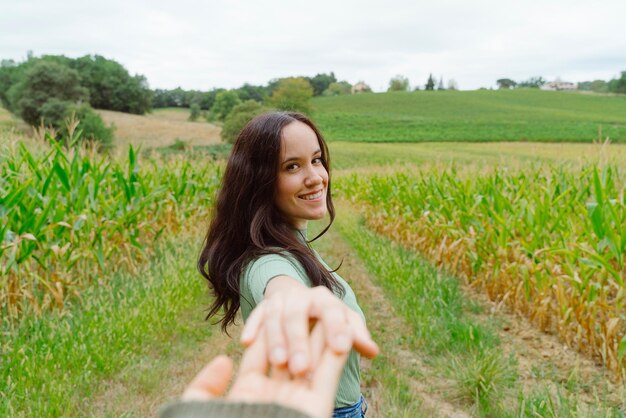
left=1, top=0, right=625, bottom=91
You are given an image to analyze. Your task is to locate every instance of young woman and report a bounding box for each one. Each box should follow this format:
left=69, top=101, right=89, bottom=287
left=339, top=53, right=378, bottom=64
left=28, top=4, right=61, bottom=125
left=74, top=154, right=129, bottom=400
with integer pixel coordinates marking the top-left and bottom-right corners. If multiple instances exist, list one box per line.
left=198, top=112, right=378, bottom=417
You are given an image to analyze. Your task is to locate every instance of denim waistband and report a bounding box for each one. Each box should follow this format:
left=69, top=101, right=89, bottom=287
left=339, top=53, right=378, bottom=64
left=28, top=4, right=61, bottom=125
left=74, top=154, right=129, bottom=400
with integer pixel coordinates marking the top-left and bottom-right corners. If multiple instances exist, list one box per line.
left=333, top=395, right=367, bottom=418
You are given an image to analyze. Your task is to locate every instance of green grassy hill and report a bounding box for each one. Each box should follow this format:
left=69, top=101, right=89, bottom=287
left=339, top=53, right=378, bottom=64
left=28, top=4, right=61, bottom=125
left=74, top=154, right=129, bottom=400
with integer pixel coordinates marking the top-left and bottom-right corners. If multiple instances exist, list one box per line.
left=312, top=89, right=626, bottom=142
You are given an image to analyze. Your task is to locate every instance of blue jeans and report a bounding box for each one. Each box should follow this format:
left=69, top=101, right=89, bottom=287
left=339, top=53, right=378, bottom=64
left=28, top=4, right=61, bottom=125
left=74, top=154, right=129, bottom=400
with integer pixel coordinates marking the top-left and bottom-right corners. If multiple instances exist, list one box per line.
left=333, top=395, right=367, bottom=418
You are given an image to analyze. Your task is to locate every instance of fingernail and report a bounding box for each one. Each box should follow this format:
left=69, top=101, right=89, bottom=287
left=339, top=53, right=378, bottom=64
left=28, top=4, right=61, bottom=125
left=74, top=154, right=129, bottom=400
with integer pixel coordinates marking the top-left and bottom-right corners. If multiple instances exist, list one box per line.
left=270, top=346, right=287, bottom=364
left=240, top=328, right=252, bottom=341
left=333, top=334, right=351, bottom=352
left=291, top=352, right=307, bottom=373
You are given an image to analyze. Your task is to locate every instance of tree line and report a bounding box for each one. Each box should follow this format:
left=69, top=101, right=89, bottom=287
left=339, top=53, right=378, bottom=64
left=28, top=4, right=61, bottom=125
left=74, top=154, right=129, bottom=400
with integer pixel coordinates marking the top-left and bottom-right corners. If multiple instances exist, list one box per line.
left=0, top=53, right=153, bottom=148
left=495, top=72, right=626, bottom=93
left=386, top=74, right=459, bottom=92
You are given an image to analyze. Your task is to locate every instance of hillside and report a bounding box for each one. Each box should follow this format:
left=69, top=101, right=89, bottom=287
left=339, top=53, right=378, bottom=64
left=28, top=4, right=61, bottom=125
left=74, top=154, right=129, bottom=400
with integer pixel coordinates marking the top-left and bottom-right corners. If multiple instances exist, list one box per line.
left=312, top=89, right=626, bottom=142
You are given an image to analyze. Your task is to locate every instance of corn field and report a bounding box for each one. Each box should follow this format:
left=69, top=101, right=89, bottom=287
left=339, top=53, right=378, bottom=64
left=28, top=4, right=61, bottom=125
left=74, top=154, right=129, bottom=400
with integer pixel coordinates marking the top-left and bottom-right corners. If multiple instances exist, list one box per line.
left=337, top=165, right=626, bottom=379
left=0, top=137, right=221, bottom=320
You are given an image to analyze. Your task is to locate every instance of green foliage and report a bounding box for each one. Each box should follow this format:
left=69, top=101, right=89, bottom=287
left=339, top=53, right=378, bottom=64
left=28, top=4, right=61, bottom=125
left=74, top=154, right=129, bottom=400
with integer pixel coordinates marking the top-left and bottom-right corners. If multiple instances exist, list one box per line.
left=388, top=75, right=410, bottom=92
left=64, top=104, right=115, bottom=150
left=312, top=89, right=626, bottom=142
left=518, top=76, right=546, bottom=88
left=1, top=236, right=216, bottom=416
left=497, top=78, right=517, bottom=89
left=235, top=83, right=267, bottom=102
left=1, top=54, right=151, bottom=116
left=7, top=60, right=88, bottom=126
left=0, top=59, right=19, bottom=107
left=609, top=71, right=626, bottom=94
left=153, top=88, right=222, bottom=110
left=322, top=81, right=352, bottom=96
left=210, top=90, right=241, bottom=121
left=306, top=72, right=337, bottom=96
left=579, top=71, right=626, bottom=94
left=425, top=73, right=435, bottom=91
left=221, top=100, right=268, bottom=144
left=188, top=103, right=201, bottom=121
left=269, top=77, right=314, bottom=114
left=69, top=55, right=152, bottom=114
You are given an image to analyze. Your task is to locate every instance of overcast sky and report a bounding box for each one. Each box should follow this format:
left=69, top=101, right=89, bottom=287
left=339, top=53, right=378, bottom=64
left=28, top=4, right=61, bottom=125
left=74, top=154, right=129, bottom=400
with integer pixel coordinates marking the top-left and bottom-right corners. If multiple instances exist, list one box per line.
left=2, top=0, right=625, bottom=92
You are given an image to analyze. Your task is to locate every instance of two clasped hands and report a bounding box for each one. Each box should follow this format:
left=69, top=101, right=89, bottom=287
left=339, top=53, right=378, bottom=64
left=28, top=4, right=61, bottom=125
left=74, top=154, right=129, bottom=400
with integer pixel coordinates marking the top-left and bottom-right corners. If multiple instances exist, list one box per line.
left=162, top=286, right=379, bottom=418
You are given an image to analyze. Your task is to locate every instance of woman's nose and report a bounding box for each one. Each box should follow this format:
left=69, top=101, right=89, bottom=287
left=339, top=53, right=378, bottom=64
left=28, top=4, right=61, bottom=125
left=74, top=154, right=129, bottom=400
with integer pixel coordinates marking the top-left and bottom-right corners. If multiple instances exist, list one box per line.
left=304, top=167, right=323, bottom=187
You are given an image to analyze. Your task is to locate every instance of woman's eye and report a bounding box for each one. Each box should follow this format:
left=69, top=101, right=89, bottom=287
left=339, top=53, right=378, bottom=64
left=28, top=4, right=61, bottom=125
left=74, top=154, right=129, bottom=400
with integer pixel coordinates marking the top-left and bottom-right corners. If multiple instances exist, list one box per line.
left=287, top=163, right=299, bottom=171
left=313, top=157, right=322, bottom=164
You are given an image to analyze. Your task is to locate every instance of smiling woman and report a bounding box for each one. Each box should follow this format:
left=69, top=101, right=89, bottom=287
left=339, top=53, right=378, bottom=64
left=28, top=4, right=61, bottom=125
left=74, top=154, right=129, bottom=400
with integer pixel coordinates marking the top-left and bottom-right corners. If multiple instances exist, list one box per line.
left=196, top=112, right=377, bottom=417
left=276, top=121, right=329, bottom=228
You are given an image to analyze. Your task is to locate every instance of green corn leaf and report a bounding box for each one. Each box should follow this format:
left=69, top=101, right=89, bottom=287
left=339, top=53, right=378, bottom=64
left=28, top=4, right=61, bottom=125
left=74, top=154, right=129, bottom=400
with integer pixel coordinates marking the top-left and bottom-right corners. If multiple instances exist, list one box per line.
left=53, top=161, right=71, bottom=192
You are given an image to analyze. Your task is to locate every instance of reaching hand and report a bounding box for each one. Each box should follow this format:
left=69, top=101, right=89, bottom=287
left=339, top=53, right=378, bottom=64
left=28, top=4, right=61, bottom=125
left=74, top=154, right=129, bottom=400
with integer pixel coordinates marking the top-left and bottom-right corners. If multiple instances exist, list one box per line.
left=240, top=281, right=379, bottom=377
left=182, top=323, right=349, bottom=418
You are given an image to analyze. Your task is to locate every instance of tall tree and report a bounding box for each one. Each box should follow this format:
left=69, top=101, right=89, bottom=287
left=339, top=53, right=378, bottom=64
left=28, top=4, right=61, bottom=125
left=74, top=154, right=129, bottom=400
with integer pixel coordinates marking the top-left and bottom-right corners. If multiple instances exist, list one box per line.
left=425, top=74, right=435, bottom=91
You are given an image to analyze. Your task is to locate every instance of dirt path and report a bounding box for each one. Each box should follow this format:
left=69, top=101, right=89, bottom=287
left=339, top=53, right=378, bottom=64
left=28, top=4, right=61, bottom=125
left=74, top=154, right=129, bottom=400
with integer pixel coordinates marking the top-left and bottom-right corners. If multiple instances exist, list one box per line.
left=93, top=210, right=624, bottom=417
left=317, top=225, right=472, bottom=417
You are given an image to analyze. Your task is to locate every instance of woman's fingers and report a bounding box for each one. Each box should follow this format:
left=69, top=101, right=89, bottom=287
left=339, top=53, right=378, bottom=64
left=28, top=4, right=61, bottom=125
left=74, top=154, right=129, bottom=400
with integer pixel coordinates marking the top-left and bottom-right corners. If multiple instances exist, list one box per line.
left=240, top=303, right=265, bottom=346
left=182, top=355, right=234, bottom=400
left=346, top=310, right=379, bottom=359
left=310, top=347, right=350, bottom=414
left=263, top=296, right=289, bottom=366
left=238, top=326, right=269, bottom=376
left=283, top=291, right=312, bottom=376
left=242, top=285, right=378, bottom=377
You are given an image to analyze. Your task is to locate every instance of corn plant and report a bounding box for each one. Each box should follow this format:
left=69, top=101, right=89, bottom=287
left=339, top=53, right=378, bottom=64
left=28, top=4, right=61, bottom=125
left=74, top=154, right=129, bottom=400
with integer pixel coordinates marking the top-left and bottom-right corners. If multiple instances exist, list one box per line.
left=337, top=164, right=626, bottom=379
left=1, top=135, right=221, bottom=320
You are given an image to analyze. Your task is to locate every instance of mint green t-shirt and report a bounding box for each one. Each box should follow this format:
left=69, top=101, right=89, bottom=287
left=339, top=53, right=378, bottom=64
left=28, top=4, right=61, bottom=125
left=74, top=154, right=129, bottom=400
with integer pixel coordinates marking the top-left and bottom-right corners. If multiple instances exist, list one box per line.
left=239, top=236, right=364, bottom=408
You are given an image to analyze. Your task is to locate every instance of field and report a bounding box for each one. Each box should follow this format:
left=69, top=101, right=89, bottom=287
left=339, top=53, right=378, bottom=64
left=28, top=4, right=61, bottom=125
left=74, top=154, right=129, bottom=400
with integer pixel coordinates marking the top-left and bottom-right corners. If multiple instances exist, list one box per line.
left=313, top=89, right=626, bottom=142
left=98, top=108, right=221, bottom=151
left=2, top=93, right=626, bottom=417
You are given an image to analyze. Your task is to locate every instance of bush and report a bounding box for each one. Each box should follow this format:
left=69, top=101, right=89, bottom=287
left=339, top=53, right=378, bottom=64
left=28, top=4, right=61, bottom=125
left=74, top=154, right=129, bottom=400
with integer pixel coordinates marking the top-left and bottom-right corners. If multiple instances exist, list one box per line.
left=188, top=103, right=201, bottom=121
left=221, top=100, right=268, bottom=144
left=323, top=81, right=352, bottom=96
left=62, top=104, right=115, bottom=150
left=388, top=75, right=410, bottom=92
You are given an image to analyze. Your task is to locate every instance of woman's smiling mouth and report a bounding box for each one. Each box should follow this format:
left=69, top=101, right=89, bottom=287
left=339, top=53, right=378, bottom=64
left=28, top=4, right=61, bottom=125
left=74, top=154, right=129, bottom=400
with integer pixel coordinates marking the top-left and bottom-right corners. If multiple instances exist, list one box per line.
left=299, top=189, right=323, bottom=200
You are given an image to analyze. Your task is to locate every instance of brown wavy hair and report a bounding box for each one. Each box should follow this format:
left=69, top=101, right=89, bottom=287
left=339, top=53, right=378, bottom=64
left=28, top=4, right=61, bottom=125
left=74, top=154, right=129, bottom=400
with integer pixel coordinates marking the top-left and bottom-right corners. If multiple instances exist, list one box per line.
left=198, top=111, right=343, bottom=331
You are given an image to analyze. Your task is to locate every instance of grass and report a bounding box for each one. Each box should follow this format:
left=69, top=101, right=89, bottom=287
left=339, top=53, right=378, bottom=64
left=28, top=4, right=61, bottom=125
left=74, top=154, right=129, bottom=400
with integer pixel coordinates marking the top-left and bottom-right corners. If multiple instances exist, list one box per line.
left=313, top=89, right=626, bottom=142
left=0, top=235, right=215, bottom=417
left=97, top=108, right=221, bottom=153
left=328, top=141, right=626, bottom=171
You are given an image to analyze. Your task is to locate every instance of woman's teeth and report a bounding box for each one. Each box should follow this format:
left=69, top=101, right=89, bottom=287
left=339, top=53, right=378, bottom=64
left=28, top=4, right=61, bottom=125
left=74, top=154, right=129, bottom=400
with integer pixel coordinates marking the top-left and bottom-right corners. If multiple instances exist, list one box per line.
left=300, top=190, right=322, bottom=200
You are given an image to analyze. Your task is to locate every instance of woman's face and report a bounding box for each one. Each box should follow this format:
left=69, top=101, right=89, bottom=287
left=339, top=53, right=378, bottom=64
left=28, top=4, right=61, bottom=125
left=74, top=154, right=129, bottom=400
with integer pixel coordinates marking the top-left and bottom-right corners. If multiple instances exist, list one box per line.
left=275, top=121, right=329, bottom=229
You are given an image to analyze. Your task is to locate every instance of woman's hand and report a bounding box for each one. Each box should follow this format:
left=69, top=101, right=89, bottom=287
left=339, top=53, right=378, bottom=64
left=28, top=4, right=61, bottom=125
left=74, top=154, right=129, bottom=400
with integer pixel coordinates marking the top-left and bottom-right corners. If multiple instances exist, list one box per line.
left=182, top=323, right=348, bottom=418
left=240, top=276, right=379, bottom=377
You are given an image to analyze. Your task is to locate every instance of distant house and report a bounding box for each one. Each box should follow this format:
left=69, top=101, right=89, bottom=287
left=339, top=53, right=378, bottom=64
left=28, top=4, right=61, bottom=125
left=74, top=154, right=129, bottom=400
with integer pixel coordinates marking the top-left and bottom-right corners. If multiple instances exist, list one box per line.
left=541, top=80, right=577, bottom=91
left=352, top=81, right=371, bottom=94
